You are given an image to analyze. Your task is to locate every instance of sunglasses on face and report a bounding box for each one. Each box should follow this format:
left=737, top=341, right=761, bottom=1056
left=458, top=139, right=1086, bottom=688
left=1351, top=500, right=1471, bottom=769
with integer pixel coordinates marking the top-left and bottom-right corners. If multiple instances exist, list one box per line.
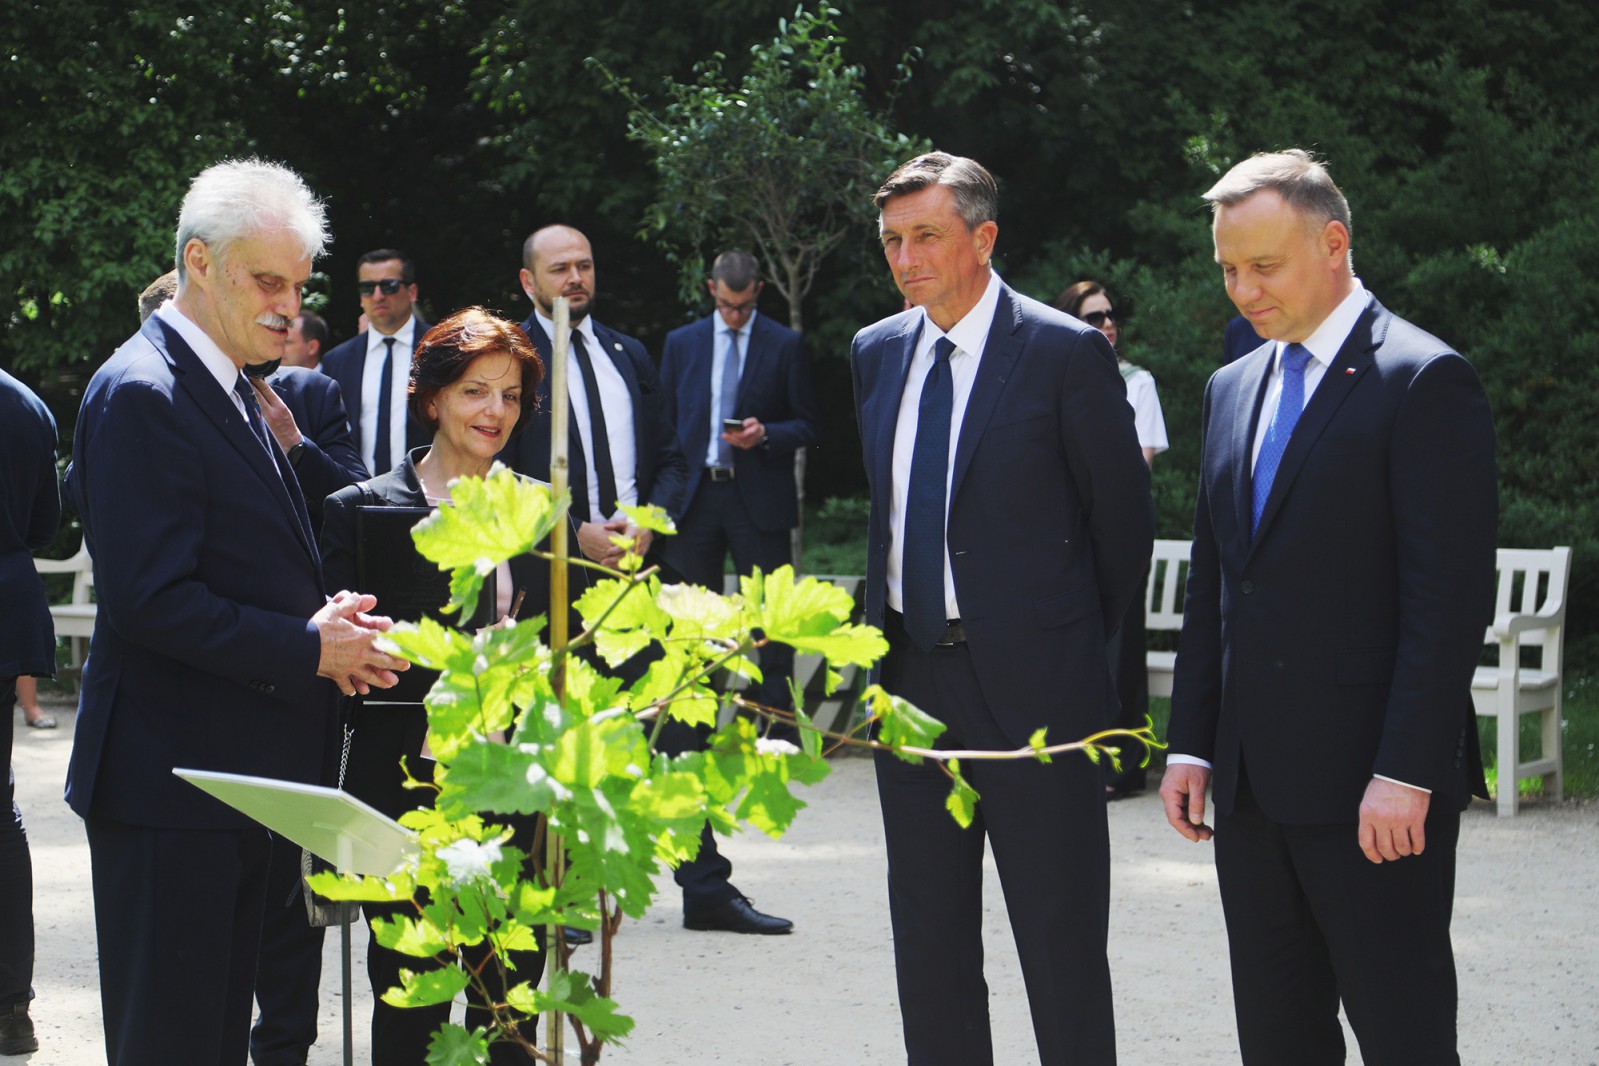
left=1083, top=309, right=1117, bottom=328
left=358, top=278, right=407, bottom=296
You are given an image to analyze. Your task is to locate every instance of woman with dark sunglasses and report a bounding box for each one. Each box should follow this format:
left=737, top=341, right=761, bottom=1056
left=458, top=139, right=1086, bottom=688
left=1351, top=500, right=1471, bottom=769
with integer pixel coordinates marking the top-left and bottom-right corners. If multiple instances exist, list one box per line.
left=1053, top=280, right=1167, bottom=800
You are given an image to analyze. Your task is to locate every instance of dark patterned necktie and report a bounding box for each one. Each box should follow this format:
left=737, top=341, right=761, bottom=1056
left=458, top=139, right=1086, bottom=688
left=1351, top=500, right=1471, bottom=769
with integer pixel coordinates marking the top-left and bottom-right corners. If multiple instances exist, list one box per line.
left=571, top=330, right=619, bottom=518
left=373, top=336, right=396, bottom=474
left=901, top=337, right=956, bottom=649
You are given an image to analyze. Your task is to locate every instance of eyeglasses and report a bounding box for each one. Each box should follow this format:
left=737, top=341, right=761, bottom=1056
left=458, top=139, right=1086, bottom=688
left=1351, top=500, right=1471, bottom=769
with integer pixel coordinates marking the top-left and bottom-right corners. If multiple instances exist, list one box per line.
left=357, top=278, right=407, bottom=296
left=716, top=297, right=757, bottom=315
left=1082, top=309, right=1117, bottom=328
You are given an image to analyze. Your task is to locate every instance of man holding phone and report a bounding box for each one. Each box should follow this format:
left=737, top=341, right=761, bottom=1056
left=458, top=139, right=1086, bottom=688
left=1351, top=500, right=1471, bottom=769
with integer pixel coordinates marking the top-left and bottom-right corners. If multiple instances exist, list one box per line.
left=656, top=249, right=817, bottom=933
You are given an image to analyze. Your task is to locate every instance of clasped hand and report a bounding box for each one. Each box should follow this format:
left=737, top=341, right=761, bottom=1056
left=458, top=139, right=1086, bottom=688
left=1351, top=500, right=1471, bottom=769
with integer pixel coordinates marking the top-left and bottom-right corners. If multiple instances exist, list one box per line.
left=314, top=589, right=408, bottom=696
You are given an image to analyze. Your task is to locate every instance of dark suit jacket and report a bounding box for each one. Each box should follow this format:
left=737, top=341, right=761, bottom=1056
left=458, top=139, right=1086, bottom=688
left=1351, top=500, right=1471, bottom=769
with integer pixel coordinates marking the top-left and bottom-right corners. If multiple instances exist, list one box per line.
left=321, top=449, right=556, bottom=815
left=320, top=319, right=433, bottom=466
left=1169, top=296, right=1497, bottom=823
left=658, top=312, right=819, bottom=531
left=502, top=313, right=688, bottom=525
left=64, top=314, right=333, bottom=829
left=269, top=365, right=366, bottom=527
left=851, top=283, right=1154, bottom=747
left=0, top=369, right=60, bottom=680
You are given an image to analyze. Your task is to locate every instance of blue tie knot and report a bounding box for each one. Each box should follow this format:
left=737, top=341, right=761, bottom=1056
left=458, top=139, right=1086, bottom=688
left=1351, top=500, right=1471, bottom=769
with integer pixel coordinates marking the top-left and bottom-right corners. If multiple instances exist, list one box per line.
left=1282, top=342, right=1312, bottom=376
left=933, top=337, right=955, bottom=364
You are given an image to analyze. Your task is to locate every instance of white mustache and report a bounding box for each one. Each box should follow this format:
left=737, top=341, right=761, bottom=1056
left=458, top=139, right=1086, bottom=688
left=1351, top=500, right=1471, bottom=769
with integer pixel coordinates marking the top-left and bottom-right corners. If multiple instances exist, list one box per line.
left=257, top=312, right=290, bottom=330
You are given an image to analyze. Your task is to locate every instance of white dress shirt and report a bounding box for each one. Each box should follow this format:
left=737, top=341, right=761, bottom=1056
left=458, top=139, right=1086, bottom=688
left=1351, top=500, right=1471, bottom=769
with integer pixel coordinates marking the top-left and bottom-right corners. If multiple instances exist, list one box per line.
left=885, top=269, right=1004, bottom=621
left=358, top=317, right=416, bottom=475
left=704, top=310, right=755, bottom=467
left=155, top=301, right=247, bottom=416
left=534, top=310, right=638, bottom=523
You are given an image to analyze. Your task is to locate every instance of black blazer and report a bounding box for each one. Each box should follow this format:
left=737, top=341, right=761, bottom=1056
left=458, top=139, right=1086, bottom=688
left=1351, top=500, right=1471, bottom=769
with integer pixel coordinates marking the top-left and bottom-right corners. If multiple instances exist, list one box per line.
left=320, top=320, right=433, bottom=467
left=1169, top=296, right=1497, bottom=822
left=65, top=314, right=332, bottom=828
left=852, top=282, right=1154, bottom=747
left=268, top=365, right=366, bottom=527
left=0, top=369, right=61, bottom=680
left=321, top=449, right=558, bottom=815
left=502, top=313, right=688, bottom=524
left=658, top=312, right=819, bottom=531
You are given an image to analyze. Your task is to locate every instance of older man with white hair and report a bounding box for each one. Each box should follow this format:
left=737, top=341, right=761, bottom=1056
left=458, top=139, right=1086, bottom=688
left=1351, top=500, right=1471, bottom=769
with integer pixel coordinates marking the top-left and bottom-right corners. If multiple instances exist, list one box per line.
left=65, top=159, right=406, bottom=1066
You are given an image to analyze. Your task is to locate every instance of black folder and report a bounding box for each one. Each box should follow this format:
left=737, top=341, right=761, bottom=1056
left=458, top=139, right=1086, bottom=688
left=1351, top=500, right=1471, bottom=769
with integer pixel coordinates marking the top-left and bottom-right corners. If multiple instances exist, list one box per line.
left=354, top=505, right=497, bottom=705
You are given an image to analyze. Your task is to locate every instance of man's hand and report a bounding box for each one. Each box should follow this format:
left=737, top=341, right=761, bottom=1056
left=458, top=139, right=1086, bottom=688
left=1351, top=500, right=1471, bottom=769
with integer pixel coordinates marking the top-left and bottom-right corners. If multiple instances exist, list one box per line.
left=1159, top=763, right=1215, bottom=843
left=250, top=376, right=304, bottom=452
left=721, top=416, right=765, bottom=451
left=1357, top=777, right=1430, bottom=864
left=314, top=590, right=407, bottom=697
left=577, top=519, right=652, bottom=568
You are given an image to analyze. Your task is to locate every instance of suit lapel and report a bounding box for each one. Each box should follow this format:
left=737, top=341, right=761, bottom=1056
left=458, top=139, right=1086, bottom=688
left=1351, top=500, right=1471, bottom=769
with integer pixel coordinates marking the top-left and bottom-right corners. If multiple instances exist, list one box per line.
left=950, top=286, right=1022, bottom=502
left=873, top=316, right=921, bottom=503
left=593, top=322, right=643, bottom=488
left=155, top=319, right=319, bottom=567
left=685, top=318, right=715, bottom=459
left=1230, top=348, right=1275, bottom=543
left=519, top=315, right=591, bottom=520
left=1249, top=299, right=1384, bottom=551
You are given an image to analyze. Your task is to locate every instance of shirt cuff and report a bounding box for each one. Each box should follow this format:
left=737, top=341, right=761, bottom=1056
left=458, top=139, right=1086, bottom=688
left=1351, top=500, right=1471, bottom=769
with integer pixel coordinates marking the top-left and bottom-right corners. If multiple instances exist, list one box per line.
left=1373, top=774, right=1431, bottom=794
left=1167, top=754, right=1212, bottom=770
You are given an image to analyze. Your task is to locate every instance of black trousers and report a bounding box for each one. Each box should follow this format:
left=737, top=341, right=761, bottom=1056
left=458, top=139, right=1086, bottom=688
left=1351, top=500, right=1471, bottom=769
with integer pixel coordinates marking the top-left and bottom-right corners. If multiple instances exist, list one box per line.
left=875, top=614, right=1116, bottom=1066
left=249, top=830, right=327, bottom=1066
left=85, top=815, right=272, bottom=1066
left=1215, top=770, right=1463, bottom=1066
left=0, top=677, right=34, bottom=1010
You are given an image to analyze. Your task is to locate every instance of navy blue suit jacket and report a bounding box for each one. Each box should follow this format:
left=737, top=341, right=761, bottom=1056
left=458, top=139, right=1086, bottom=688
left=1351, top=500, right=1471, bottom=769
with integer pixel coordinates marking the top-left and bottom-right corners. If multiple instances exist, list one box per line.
left=502, top=313, right=688, bottom=525
left=659, top=312, right=818, bottom=531
left=0, top=369, right=60, bottom=680
left=1169, top=296, right=1496, bottom=822
left=65, top=314, right=333, bottom=829
left=852, top=283, right=1153, bottom=747
left=268, top=365, right=365, bottom=527
left=320, top=320, right=432, bottom=468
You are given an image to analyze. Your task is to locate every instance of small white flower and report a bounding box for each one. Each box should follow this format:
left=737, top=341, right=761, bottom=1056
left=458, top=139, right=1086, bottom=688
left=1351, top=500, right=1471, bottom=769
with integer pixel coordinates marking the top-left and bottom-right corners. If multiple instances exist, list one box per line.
left=437, top=839, right=502, bottom=885
left=756, top=737, right=801, bottom=757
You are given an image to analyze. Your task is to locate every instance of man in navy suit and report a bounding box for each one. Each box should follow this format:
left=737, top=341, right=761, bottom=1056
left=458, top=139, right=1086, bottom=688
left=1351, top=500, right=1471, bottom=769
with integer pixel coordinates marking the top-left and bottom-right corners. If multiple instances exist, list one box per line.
left=0, top=368, right=59, bottom=1056
left=654, top=251, right=816, bottom=932
left=658, top=251, right=818, bottom=725
left=1160, top=150, right=1496, bottom=1065
left=852, top=152, right=1152, bottom=1065
left=503, top=226, right=788, bottom=935
left=65, top=159, right=406, bottom=1066
left=283, top=310, right=328, bottom=370
left=321, top=249, right=431, bottom=475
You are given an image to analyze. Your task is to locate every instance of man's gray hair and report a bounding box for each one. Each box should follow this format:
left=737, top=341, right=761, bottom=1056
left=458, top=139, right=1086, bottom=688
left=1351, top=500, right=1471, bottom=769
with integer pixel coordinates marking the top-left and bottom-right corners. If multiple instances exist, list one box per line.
left=874, top=152, right=998, bottom=230
left=1202, top=149, right=1352, bottom=238
left=175, top=159, right=328, bottom=281
left=710, top=250, right=761, bottom=292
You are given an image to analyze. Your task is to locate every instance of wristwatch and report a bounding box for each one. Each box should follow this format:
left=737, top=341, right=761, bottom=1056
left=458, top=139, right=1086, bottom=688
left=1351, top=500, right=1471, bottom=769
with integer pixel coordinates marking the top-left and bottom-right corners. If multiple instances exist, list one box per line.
left=286, top=441, right=308, bottom=467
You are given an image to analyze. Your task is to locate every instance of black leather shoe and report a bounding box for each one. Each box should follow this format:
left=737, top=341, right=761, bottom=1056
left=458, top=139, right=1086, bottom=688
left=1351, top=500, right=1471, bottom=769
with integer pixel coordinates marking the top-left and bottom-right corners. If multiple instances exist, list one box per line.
left=683, top=896, right=793, bottom=935
left=0, top=1002, right=38, bottom=1055
left=562, top=925, right=593, bottom=947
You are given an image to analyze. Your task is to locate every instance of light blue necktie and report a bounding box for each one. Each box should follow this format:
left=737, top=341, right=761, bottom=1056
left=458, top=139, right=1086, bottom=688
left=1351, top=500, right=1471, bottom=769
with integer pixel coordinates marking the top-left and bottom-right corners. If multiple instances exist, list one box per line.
left=716, top=328, right=742, bottom=467
left=1251, top=342, right=1312, bottom=535
left=902, top=337, right=956, bottom=650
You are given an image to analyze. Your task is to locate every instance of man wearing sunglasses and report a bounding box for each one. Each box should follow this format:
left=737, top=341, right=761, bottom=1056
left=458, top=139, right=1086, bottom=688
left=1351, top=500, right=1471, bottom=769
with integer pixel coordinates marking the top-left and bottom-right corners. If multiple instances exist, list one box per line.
left=322, top=249, right=433, bottom=475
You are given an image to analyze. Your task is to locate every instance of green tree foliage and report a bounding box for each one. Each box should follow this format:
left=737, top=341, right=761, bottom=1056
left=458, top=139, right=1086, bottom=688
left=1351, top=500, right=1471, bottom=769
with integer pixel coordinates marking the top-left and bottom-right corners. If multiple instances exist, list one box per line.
left=596, top=6, right=927, bottom=333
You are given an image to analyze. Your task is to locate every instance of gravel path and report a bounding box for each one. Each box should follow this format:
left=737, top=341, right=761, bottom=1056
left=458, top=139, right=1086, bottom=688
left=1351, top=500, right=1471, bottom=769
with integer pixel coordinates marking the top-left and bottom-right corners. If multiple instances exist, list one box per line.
left=10, top=699, right=1598, bottom=1064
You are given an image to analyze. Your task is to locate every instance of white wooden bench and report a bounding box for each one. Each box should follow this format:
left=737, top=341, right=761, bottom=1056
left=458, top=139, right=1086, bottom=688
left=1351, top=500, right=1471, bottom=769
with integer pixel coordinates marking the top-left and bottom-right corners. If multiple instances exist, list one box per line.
left=1144, top=540, right=1572, bottom=817
left=1473, top=546, right=1571, bottom=816
left=34, top=541, right=95, bottom=668
left=1144, top=540, right=1192, bottom=698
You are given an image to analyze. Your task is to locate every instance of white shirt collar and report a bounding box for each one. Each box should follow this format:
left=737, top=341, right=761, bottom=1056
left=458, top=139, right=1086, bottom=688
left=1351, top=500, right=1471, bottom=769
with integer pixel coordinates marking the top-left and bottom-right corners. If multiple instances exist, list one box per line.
left=1279, top=278, right=1368, bottom=370
left=366, top=316, right=416, bottom=354
left=919, top=269, right=1003, bottom=359
left=534, top=308, right=599, bottom=348
left=155, top=299, right=244, bottom=399
left=719, top=308, right=759, bottom=337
